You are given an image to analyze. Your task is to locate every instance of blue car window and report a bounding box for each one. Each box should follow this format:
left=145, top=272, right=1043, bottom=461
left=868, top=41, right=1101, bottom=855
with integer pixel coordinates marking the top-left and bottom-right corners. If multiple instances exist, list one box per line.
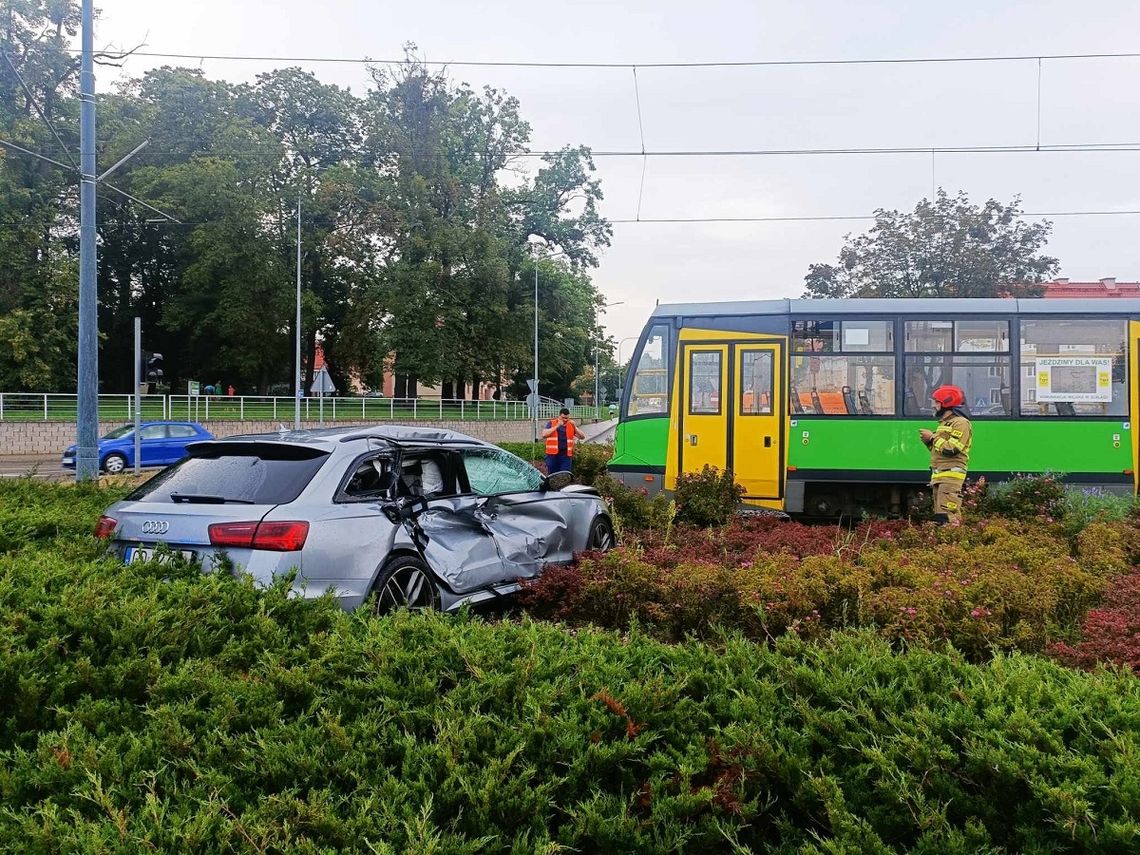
left=139, top=425, right=167, bottom=440
left=167, top=425, right=198, bottom=438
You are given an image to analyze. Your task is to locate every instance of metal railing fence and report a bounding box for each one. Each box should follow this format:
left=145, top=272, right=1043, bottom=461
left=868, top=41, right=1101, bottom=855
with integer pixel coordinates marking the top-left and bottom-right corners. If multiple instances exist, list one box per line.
left=0, top=392, right=600, bottom=424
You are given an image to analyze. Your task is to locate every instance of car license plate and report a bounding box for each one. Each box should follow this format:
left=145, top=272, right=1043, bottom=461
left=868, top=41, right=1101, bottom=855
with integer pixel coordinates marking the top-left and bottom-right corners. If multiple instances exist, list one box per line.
left=124, top=546, right=197, bottom=565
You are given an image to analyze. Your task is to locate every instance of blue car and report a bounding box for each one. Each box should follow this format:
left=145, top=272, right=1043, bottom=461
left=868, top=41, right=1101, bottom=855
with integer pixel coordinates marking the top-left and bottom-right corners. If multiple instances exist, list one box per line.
left=62, top=421, right=214, bottom=474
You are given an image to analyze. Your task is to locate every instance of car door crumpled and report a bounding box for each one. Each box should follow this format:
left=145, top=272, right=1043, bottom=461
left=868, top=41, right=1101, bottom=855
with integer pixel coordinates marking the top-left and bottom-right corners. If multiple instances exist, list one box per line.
left=415, top=497, right=513, bottom=594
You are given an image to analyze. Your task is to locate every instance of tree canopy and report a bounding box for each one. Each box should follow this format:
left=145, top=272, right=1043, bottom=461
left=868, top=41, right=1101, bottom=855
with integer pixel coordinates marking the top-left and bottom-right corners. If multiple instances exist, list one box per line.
left=803, top=191, right=1060, bottom=299
left=1, top=8, right=613, bottom=398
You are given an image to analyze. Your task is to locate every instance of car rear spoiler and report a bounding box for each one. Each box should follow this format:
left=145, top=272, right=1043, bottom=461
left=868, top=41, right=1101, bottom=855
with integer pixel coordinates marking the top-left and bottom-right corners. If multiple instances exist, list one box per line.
left=185, top=440, right=331, bottom=460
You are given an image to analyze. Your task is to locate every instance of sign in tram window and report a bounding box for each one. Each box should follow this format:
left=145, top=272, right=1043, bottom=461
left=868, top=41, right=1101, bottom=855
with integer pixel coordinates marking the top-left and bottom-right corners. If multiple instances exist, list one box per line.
left=1020, top=319, right=1126, bottom=416
left=689, top=351, right=722, bottom=415
left=1035, top=357, right=1112, bottom=403
left=739, top=350, right=773, bottom=415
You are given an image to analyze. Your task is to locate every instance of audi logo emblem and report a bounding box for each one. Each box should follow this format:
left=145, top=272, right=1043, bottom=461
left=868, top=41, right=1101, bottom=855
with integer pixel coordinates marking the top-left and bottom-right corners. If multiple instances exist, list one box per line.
left=141, top=520, right=169, bottom=535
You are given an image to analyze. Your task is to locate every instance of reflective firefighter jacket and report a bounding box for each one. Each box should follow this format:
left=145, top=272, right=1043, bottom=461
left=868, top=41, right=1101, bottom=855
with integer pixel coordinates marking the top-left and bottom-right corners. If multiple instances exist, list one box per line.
left=927, top=410, right=972, bottom=473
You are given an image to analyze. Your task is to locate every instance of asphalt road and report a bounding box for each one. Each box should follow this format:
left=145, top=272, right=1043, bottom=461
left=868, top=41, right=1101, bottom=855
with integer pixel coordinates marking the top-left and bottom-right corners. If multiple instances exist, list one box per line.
left=0, top=455, right=66, bottom=478
left=0, top=455, right=163, bottom=480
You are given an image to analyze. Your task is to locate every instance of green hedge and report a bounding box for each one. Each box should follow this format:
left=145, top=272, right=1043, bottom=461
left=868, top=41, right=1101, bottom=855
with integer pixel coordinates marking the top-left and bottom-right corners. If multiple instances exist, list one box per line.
left=0, top=482, right=1139, bottom=851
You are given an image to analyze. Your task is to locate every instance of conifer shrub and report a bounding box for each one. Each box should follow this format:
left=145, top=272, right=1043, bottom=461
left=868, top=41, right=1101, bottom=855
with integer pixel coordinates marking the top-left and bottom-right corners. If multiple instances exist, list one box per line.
left=3, top=481, right=1140, bottom=850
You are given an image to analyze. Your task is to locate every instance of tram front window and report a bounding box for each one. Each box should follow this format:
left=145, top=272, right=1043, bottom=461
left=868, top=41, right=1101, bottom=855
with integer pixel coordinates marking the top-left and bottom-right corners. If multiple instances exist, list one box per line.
left=627, top=325, right=671, bottom=417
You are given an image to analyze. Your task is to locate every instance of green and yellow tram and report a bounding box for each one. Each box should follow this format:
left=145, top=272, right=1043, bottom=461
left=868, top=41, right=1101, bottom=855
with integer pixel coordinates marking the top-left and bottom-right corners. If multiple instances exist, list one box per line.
left=609, top=298, right=1139, bottom=516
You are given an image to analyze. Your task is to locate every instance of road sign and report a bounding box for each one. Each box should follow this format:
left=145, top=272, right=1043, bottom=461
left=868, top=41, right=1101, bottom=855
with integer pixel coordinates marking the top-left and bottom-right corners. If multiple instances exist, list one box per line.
left=525, top=393, right=539, bottom=408
left=310, top=367, right=336, bottom=395
left=526, top=378, right=538, bottom=392
left=188, top=380, right=200, bottom=396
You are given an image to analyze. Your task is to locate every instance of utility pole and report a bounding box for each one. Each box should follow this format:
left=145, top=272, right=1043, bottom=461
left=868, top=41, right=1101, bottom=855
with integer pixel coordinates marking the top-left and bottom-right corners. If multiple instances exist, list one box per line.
left=75, top=0, right=97, bottom=480
left=533, top=245, right=539, bottom=444
left=133, top=318, right=141, bottom=475
left=294, top=193, right=301, bottom=430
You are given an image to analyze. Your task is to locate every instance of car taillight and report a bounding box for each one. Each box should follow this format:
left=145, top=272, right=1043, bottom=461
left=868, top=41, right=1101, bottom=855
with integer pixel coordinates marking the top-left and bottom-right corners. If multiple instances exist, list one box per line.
left=207, top=521, right=258, bottom=548
left=208, top=520, right=309, bottom=552
left=94, top=516, right=118, bottom=539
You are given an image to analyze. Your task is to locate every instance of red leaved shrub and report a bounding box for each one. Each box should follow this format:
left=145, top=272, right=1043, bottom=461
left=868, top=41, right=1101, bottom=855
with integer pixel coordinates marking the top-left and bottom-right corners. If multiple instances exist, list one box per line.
left=521, top=517, right=1130, bottom=660
left=1050, top=572, right=1140, bottom=673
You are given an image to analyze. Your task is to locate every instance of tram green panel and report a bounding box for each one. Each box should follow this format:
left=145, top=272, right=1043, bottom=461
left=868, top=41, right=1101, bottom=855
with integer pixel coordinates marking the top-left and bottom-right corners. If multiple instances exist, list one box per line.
left=610, top=417, right=670, bottom=468
left=788, top=418, right=1133, bottom=474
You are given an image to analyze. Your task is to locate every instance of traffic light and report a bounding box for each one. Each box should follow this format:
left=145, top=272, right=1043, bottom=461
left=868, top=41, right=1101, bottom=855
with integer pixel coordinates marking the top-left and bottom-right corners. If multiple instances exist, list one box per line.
left=139, top=350, right=164, bottom=388
left=146, top=351, right=164, bottom=384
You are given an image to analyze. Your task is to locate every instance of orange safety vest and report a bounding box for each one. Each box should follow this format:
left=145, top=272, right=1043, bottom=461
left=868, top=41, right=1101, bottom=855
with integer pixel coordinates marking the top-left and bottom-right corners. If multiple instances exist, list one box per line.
left=544, top=420, right=577, bottom=456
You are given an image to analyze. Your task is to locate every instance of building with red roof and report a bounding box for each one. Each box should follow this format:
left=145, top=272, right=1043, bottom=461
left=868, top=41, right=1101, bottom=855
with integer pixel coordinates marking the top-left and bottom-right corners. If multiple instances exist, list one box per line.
left=1042, top=277, right=1140, bottom=298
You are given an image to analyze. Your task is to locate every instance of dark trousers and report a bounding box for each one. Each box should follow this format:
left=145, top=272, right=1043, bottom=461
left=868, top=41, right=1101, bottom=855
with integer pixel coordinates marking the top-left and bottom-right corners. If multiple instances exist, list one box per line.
left=545, top=453, right=572, bottom=474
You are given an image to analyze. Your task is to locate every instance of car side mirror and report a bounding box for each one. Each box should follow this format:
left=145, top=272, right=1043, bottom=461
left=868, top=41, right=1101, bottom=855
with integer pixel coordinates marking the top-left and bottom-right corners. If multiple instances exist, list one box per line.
left=544, top=471, right=573, bottom=492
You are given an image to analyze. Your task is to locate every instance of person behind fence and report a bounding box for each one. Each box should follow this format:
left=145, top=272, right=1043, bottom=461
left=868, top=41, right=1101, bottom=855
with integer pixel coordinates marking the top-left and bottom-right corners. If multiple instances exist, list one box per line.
left=919, top=384, right=972, bottom=525
left=541, top=407, right=577, bottom=474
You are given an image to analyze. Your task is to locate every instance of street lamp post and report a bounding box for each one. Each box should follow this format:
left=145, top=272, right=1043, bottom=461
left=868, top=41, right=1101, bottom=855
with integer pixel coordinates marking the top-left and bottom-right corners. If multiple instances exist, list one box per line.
left=595, top=301, right=624, bottom=420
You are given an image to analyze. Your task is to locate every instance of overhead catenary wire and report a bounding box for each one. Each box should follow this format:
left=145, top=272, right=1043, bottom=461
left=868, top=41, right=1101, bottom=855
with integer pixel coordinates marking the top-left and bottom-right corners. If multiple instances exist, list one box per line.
left=608, top=210, right=1140, bottom=224
left=76, top=47, right=1140, bottom=69
left=9, top=139, right=1140, bottom=160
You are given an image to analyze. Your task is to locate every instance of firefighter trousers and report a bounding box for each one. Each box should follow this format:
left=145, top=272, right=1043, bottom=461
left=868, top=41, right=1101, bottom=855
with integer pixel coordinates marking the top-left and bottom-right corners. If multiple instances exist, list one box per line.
left=930, top=469, right=967, bottom=524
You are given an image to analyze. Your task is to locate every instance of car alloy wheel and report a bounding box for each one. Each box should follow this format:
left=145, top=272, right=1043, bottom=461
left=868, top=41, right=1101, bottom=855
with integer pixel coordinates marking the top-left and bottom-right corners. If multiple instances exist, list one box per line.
left=373, top=555, right=440, bottom=615
left=103, top=453, right=127, bottom=474
left=588, top=517, right=615, bottom=551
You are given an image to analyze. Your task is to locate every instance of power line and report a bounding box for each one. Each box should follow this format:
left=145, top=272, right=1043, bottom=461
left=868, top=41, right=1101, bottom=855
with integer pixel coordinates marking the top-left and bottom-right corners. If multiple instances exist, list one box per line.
left=609, top=209, right=1140, bottom=224
left=3, top=208, right=1138, bottom=230
left=79, top=47, right=1140, bottom=69
left=10, top=139, right=1140, bottom=161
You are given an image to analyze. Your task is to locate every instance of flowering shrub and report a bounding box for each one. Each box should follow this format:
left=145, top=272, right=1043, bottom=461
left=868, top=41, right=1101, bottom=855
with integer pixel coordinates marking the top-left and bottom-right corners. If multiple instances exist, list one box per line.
left=523, top=518, right=1128, bottom=659
left=593, top=475, right=674, bottom=533
left=1051, top=572, right=1140, bottom=673
left=571, top=442, right=613, bottom=485
left=672, top=465, right=745, bottom=527
left=972, top=473, right=1068, bottom=520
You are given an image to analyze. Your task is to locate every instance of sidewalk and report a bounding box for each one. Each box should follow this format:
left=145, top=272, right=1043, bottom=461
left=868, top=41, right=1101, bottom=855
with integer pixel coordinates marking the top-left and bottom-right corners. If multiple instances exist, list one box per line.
left=579, top=418, right=617, bottom=444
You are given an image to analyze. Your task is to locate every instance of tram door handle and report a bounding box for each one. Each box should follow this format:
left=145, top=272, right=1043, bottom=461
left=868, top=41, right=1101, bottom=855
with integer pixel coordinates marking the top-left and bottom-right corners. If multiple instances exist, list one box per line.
left=688, top=434, right=698, bottom=446
left=763, top=436, right=772, bottom=448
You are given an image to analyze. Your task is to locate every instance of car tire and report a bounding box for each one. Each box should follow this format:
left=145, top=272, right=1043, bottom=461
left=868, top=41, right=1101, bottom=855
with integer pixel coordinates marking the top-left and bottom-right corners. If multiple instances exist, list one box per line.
left=371, top=554, right=440, bottom=616
left=102, top=453, right=128, bottom=475
left=587, top=516, right=615, bottom=552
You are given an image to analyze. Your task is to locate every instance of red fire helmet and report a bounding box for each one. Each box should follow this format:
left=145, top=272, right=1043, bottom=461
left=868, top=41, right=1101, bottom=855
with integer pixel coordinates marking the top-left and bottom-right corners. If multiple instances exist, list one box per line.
left=931, top=385, right=966, bottom=409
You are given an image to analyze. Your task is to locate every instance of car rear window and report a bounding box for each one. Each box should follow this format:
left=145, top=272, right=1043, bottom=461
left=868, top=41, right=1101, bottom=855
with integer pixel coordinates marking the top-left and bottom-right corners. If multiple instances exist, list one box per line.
left=127, top=442, right=330, bottom=505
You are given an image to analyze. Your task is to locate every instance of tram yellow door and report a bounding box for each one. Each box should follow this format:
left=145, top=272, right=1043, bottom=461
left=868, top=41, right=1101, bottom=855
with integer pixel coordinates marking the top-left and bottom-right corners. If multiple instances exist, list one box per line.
left=679, top=344, right=730, bottom=474
left=676, top=338, right=786, bottom=503
left=733, top=343, right=784, bottom=499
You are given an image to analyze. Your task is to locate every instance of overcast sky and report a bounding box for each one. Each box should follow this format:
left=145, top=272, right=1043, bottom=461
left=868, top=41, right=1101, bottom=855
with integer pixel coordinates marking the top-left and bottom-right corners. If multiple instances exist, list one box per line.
left=91, top=0, right=1140, bottom=350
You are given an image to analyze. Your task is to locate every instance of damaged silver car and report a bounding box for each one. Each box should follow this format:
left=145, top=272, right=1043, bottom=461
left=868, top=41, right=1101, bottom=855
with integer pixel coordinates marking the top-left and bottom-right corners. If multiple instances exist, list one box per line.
left=96, top=425, right=614, bottom=612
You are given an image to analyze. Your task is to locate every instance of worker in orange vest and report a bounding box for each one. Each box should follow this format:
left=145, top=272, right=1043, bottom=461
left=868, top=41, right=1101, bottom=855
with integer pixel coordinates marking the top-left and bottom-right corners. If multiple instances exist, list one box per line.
left=541, top=407, right=577, bottom=474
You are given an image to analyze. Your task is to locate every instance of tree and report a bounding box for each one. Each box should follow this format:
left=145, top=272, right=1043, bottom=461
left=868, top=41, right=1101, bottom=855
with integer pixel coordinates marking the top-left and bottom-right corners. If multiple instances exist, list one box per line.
left=803, top=191, right=1059, bottom=299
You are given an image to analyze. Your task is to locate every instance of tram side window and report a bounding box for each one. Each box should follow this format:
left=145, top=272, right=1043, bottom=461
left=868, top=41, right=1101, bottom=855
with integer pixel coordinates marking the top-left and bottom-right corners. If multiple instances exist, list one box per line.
left=905, top=356, right=1012, bottom=416
left=689, top=351, right=722, bottom=415
left=1020, top=319, right=1127, bottom=416
left=626, top=325, right=671, bottom=417
left=903, top=320, right=1012, bottom=416
left=791, top=319, right=895, bottom=415
left=739, top=350, right=773, bottom=415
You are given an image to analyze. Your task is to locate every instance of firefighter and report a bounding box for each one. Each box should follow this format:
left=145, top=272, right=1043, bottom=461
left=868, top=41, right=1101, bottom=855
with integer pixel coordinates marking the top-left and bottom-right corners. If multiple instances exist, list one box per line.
left=918, top=384, right=972, bottom=525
